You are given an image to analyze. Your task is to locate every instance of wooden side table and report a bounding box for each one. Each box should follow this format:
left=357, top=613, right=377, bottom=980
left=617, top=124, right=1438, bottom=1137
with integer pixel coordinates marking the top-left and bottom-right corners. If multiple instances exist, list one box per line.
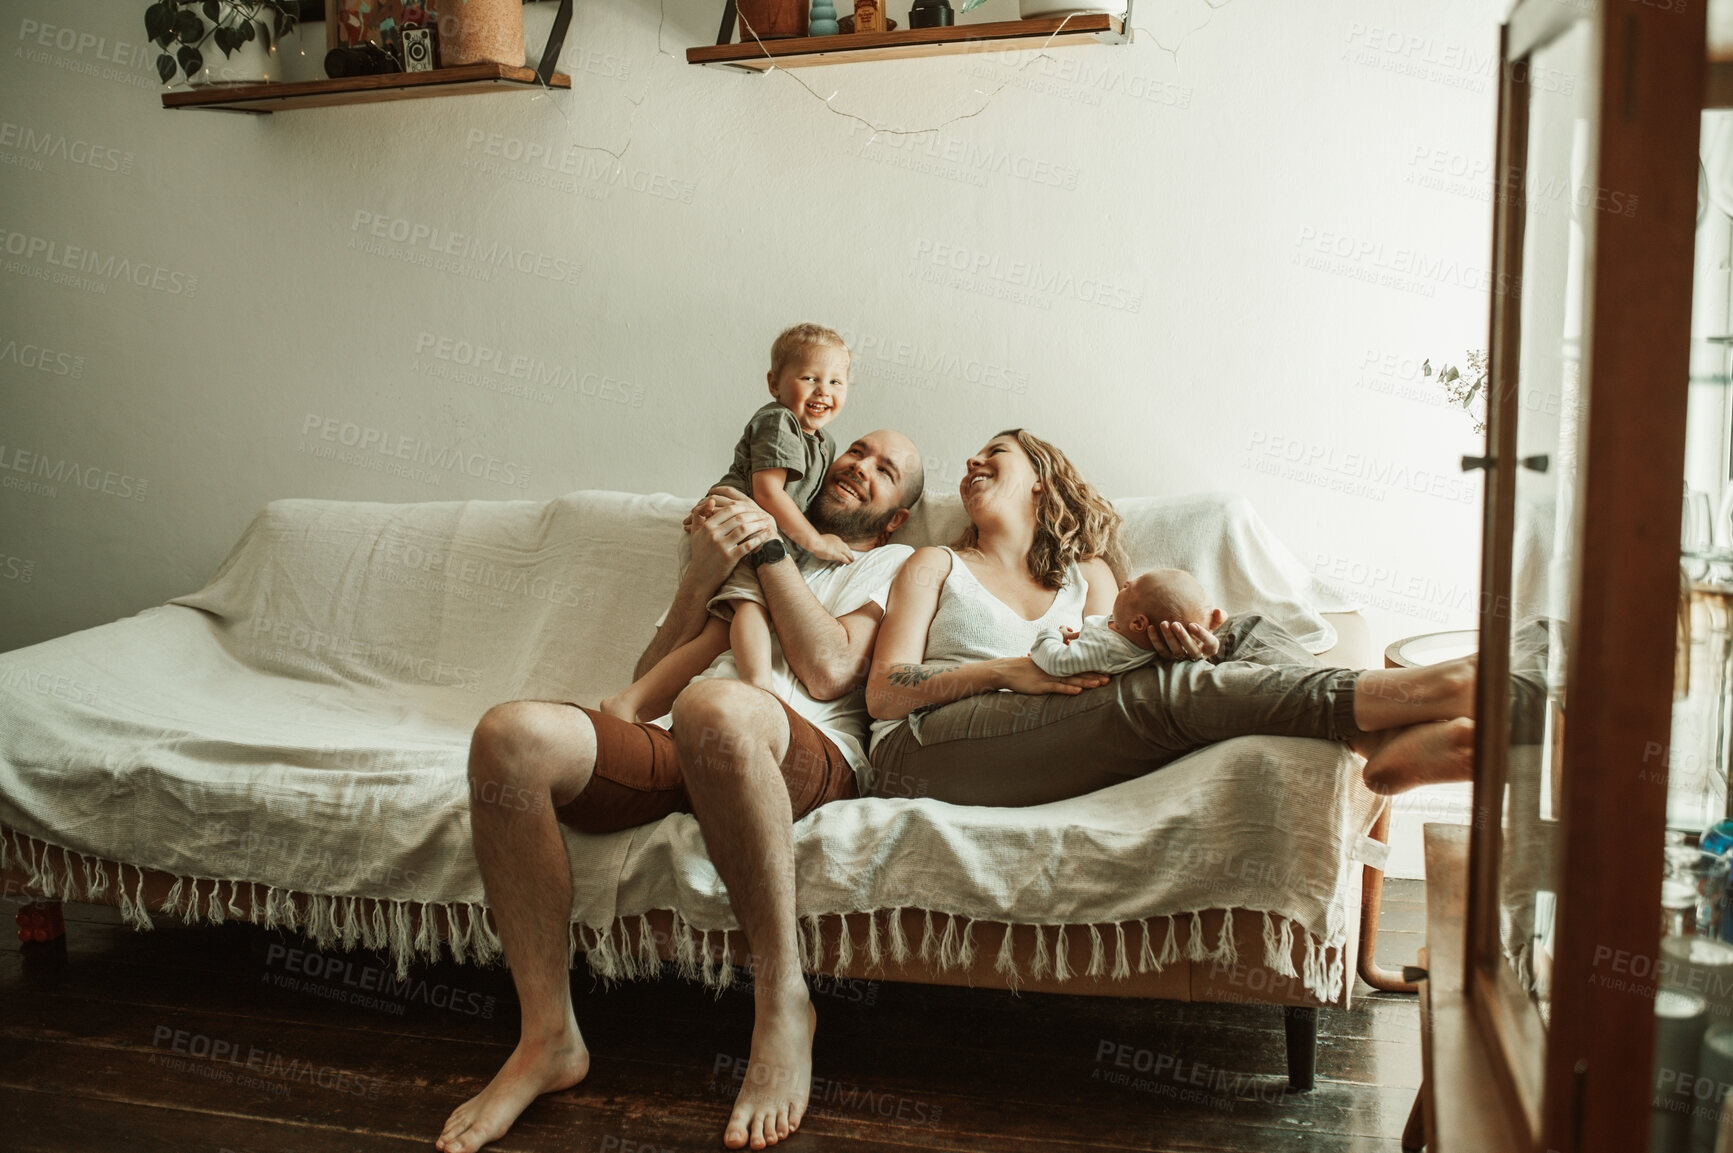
left=1385, top=629, right=1479, bottom=670
left=1358, top=630, right=1479, bottom=999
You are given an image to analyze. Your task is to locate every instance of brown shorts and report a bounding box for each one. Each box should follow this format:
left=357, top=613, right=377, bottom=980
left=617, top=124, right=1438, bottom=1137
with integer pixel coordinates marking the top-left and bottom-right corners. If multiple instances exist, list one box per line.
left=552, top=696, right=858, bottom=834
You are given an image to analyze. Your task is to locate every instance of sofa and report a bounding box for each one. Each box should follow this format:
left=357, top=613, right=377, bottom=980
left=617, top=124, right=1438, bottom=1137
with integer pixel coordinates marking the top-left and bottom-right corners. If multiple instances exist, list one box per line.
left=0, top=488, right=1389, bottom=1090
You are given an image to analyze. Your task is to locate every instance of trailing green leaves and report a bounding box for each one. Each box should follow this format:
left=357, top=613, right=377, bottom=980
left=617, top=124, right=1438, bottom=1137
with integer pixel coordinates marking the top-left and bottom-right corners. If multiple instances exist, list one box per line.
left=144, top=2, right=175, bottom=46
left=1420, top=351, right=1491, bottom=434
left=142, top=0, right=299, bottom=84
left=174, top=7, right=204, bottom=43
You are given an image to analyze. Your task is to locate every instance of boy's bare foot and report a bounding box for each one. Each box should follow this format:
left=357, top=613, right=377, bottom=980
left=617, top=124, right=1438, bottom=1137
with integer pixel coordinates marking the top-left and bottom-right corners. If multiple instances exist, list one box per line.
left=598, top=693, right=638, bottom=723
left=1362, top=717, right=1476, bottom=795
left=436, top=1026, right=591, bottom=1153
left=724, top=989, right=816, bottom=1150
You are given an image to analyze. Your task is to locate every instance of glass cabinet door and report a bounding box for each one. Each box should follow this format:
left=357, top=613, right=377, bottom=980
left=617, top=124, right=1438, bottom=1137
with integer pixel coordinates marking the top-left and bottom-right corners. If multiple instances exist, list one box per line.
left=1469, top=17, right=1596, bottom=1136
left=1496, top=13, right=1594, bottom=1037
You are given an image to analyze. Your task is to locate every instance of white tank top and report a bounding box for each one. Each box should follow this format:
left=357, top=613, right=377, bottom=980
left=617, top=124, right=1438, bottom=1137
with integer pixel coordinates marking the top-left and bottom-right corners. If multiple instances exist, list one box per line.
left=922, top=547, right=1090, bottom=664
left=869, top=547, right=1091, bottom=759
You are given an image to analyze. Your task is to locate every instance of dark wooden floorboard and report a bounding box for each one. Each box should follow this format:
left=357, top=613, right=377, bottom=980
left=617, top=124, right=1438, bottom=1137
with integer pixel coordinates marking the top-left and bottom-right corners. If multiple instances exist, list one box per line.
left=1, top=880, right=1427, bottom=1151
left=2, top=1088, right=432, bottom=1153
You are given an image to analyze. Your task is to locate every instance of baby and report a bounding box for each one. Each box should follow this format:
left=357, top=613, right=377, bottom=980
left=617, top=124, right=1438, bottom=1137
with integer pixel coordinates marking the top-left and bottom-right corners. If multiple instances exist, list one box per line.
left=1030, top=568, right=1225, bottom=676
left=601, top=323, right=853, bottom=721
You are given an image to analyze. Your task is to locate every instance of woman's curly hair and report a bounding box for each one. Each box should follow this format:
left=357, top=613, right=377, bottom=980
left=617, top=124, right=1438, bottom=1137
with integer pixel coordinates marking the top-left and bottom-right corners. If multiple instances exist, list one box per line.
left=954, top=428, right=1128, bottom=590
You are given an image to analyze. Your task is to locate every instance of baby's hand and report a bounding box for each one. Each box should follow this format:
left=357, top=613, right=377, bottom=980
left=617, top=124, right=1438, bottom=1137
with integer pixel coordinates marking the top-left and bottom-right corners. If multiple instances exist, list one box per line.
left=1059, top=626, right=1081, bottom=646
left=807, top=534, right=856, bottom=565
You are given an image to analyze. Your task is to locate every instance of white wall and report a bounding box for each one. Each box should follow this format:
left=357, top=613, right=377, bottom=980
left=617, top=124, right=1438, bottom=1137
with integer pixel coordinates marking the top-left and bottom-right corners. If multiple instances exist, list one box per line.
left=1, top=0, right=1506, bottom=663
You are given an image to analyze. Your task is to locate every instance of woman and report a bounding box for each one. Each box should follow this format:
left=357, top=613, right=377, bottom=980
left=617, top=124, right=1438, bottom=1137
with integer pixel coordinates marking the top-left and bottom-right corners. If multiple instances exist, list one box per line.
left=864, top=429, right=1475, bottom=805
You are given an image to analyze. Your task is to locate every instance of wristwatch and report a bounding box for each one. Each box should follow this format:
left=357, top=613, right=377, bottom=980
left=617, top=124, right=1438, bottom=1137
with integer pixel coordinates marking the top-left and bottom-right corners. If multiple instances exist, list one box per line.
left=747, top=537, right=788, bottom=568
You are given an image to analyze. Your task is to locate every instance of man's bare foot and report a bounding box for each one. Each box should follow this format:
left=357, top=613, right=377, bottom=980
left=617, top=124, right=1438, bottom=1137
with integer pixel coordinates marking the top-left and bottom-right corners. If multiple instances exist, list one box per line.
left=598, top=693, right=638, bottom=723
left=724, top=990, right=817, bottom=1150
left=1347, top=728, right=1397, bottom=762
left=437, top=1027, right=591, bottom=1153
left=1362, top=717, right=1475, bottom=795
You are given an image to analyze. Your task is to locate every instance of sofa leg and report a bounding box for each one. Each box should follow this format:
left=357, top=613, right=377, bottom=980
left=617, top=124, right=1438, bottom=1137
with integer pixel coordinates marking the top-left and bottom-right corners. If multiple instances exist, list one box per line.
left=1359, top=805, right=1420, bottom=993
left=1283, top=1005, right=1318, bottom=1093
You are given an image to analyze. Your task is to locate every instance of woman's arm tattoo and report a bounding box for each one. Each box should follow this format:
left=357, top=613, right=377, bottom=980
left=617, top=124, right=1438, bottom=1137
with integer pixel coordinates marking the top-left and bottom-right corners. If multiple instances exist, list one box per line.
left=886, top=663, right=945, bottom=688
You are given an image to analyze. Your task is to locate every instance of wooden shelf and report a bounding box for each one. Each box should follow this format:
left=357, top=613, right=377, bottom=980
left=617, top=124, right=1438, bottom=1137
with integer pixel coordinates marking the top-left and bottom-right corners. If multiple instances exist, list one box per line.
left=160, top=63, right=571, bottom=114
left=686, top=14, right=1127, bottom=71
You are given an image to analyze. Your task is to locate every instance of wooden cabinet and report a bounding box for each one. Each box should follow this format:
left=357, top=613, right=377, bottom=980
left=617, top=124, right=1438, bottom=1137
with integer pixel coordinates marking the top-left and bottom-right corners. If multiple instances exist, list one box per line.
left=1423, top=2, right=1711, bottom=1151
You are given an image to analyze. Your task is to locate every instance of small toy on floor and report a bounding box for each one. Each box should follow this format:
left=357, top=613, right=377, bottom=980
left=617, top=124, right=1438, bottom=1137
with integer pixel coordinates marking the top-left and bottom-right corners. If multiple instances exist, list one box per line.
left=16, top=899, right=64, bottom=943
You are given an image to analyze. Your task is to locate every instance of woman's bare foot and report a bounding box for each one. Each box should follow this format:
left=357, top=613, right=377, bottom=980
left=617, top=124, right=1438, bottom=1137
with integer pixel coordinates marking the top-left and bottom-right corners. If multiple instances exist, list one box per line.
left=724, top=989, right=817, bottom=1150
left=1362, top=717, right=1475, bottom=795
left=598, top=693, right=638, bottom=723
left=436, top=1026, right=591, bottom=1153
left=1354, top=655, right=1478, bottom=731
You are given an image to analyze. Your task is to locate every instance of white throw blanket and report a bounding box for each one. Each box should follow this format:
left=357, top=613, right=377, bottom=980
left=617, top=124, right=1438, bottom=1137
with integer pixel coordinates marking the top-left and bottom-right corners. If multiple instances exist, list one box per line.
left=893, top=491, right=1355, bottom=652
left=0, top=489, right=1378, bottom=1003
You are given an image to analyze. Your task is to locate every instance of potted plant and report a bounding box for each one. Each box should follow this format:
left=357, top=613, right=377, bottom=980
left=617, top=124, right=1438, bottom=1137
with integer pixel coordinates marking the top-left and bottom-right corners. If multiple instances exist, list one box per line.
left=145, top=1, right=299, bottom=86
left=1422, top=350, right=1489, bottom=434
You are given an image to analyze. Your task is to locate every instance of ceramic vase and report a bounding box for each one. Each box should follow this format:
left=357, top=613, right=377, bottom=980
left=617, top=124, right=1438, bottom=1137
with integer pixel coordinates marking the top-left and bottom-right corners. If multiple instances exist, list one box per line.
left=174, top=1, right=282, bottom=86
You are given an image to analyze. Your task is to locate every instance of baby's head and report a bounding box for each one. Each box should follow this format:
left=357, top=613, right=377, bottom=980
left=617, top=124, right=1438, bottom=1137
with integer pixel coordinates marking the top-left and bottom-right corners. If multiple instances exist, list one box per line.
left=767, top=323, right=851, bottom=435
left=1110, top=568, right=1224, bottom=649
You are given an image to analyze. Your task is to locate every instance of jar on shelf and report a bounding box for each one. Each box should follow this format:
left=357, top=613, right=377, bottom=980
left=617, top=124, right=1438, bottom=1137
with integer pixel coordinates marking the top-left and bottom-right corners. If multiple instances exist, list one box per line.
left=438, top=0, right=525, bottom=67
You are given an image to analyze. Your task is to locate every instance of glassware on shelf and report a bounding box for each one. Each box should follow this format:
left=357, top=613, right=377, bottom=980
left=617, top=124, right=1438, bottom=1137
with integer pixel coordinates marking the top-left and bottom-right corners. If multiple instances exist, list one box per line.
left=1666, top=842, right=1728, bottom=937
left=1719, top=479, right=1733, bottom=551
left=1701, top=853, right=1732, bottom=939
left=1673, top=483, right=1733, bottom=829
left=1687, top=486, right=1716, bottom=581
left=1673, top=570, right=1733, bottom=832
left=1668, top=879, right=1702, bottom=937
left=1696, top=1027, right=1733, bottom=1151
left=1703, top=822, right=1733, bottom=856
left=1652, top=987, right=1709, bottom=1153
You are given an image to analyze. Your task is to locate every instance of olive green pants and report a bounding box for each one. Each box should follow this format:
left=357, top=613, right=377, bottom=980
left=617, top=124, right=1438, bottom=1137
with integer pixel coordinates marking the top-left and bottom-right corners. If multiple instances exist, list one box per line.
left=868, top=613, right=1363, bottom=808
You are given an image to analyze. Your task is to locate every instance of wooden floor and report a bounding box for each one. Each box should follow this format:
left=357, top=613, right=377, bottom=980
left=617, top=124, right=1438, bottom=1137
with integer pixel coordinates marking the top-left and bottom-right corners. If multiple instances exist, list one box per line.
left=0, top=881, right=1426, bottom=1152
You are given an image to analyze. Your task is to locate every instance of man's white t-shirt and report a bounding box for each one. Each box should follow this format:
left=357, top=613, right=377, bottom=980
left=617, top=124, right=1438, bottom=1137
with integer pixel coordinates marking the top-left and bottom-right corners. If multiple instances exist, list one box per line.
left=650, top=542, right=913, bottom=792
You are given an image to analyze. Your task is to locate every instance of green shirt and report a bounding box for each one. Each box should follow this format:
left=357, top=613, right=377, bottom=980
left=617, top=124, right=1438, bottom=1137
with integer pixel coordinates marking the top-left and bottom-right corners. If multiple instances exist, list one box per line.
left=716, top=401, right=835, bottom=511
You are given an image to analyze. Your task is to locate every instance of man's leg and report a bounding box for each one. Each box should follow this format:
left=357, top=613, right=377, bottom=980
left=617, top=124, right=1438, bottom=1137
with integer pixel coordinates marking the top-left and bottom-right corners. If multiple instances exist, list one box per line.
left=670, top=678, right=815, bottom=1152
left=1215, top=613, right=1478, bottom=792
left=437, top=701, right=599, bottom=1153
left=1211, top=612, right=1324, bottom=667
left=1214, top=612, right=1476, bottom=731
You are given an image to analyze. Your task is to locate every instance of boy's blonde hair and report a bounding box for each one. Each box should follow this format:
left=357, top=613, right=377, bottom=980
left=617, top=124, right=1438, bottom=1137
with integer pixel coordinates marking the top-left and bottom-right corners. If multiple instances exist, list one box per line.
left=770, top=322, right=851, bottom=378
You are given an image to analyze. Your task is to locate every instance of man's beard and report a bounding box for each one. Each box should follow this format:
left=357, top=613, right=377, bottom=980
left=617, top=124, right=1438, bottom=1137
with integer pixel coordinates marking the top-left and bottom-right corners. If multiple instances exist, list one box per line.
left=808, top=484, right=894, bottom=543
